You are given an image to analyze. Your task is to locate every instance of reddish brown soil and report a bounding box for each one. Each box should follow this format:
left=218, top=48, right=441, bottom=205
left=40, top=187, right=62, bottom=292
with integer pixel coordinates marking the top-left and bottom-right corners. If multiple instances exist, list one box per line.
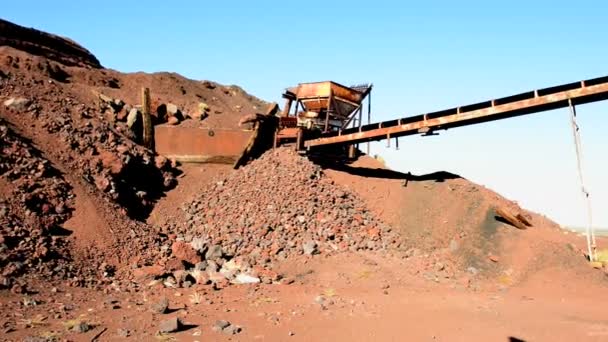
left=321, top=155, right=606, bottom=290
left=0, top=20, right=268, bottom=286
left=0, top=19, right=101, bottom=68
left=0, top=18, right=606, bottom=342
left=2, top=252, right=608, bottom=341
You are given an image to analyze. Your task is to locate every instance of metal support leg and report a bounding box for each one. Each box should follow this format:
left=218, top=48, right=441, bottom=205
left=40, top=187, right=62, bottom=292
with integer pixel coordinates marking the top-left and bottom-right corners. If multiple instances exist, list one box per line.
left=568, top=99, right=596, bottom=261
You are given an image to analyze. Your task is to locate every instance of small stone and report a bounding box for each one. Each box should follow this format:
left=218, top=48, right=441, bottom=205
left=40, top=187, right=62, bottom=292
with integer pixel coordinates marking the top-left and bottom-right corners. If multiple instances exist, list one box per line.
left=488, top=255, right=499, bottom=263
left=302, top=241, right=318, bottom=255
left=202, top=81, right=216, bottom=89
left=71, top=321, right=91, bottom=333
left=167, top=116, right=179, bottom=125
left=117, top=328, right=130, bottom=337
left=99, top=151, right=124, bottom=175
left=158, top=317, right=182, bottom=333
left=167, top=103, right=179, bottom=115
left=171, top=241, right=200, bottom=264
left=3, top=97, right=31, bottom=111
left=98, top=93, right=113, bottom=103
left=449, top=239, right=459, bottom=252
left=190, top=238, right=207, bottom=253
left=212, top=320, right=230, bottom=332
left=150, top=297, right=169, bottom=314
left=198, top=102, right=210, bottom=113
left=205, top=245, right=223, bottom=260
left=281, top=277, right=295, bottom=285
left=223, top=324, right=242, bottom=335
left=126, top=108, right=139, bottom=128
left=232, top=273, right=261, bottom=284
left=155, top=155, right=169, bottom=170
left=55, top=203, right=65, bottom=214
left=190, top=270, right=210, bottom=285
left=194, top=261, right=208, bottom=271
left=94, top=176, right=111, bottom=192
left=206, top=260, right=219, bottom=272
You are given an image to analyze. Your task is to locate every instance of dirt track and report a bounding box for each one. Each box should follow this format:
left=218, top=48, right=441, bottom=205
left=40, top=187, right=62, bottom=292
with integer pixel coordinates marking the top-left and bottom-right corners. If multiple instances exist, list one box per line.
left=0, top=18, right=607, bottom=341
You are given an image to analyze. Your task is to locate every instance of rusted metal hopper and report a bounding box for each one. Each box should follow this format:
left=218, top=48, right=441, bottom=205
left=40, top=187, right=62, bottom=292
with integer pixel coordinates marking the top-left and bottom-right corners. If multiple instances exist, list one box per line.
left=282, top=81, right=372, bottom=132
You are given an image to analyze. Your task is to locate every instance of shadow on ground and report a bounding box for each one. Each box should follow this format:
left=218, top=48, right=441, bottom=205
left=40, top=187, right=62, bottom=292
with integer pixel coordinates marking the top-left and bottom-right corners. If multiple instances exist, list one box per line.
left=317, top=161, right=461, bottom=183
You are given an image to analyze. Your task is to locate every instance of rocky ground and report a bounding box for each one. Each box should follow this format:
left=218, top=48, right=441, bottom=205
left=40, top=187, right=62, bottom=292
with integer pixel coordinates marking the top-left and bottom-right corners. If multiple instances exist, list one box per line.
left=0, top=119, right=79, bottom=288
left=140, top=148, right=402, bottom=290
left=0, top=18, right=607, bottom=342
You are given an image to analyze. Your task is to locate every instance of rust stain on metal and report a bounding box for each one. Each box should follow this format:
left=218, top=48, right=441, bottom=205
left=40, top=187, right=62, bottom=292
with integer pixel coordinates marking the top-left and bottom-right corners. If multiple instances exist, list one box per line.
left=154, top=126, right=253, bottom=163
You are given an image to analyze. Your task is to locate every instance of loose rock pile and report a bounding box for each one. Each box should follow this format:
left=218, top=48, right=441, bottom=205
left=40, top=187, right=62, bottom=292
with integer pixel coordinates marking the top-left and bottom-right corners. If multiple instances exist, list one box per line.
left=1, top=72, right=177, bottom=288
left=97, top=92, right=209, bottom=131
left=159, top=148, right=402, bottom=287
left=0, top=120, right=77, bottom=289
left=1, top=75, right=179, bottom=219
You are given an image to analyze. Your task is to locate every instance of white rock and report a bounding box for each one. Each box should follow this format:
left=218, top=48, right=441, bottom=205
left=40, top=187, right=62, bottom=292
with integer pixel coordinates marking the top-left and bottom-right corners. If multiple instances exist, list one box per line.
left=167, top=103, right=179, bottom=115
left=189, top=237, right=206, bottom=253
left=232, top=273, right=260, bottom=284
left=3, top=97, right=30, bottom=111
left=126, top=108, right=139, bottom=128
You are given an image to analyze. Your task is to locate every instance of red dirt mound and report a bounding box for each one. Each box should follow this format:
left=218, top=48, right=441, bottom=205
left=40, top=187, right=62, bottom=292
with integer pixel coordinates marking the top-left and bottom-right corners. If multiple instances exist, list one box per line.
left=0, top=18, right=101, bottom=68
left=151, top=148, right=401, bottom=286
left=322, top=155, right=605, bottom=290
left=0, top=17, right=272, bottom=289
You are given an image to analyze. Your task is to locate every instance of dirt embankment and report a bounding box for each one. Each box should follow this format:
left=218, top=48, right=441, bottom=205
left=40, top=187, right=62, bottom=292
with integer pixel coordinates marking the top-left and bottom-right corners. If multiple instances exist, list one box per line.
left=0, top=18, right=101, bottom=68
left=321, top=155, right=604, bottom=289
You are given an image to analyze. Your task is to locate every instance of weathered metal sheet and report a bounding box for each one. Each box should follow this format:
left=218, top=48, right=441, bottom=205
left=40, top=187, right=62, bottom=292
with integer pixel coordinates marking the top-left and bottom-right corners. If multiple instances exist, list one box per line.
left=305, top=77, right=608, bottom=147
left=155, top=125, right=254, bottom=163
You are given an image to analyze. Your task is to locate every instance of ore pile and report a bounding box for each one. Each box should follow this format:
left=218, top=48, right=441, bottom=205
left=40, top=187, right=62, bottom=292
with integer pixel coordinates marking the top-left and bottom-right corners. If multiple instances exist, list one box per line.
left=1, top=71, right=178, bottom=220
left=0, top=120, right=78, bottom=290
left=162, top=148, right=401, bottom=287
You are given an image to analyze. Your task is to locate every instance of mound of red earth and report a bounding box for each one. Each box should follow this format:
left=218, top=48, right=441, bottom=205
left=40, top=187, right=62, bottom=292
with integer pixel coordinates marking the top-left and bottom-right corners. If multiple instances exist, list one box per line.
left=321, top=156, right=600, bottom=290
left=0, top=80, right=178, bottom=220
left=0, top=18, right=274, bottom=289
left=0, top=17, right=268, bottom=221
left=149, top=148, right=401, bottom=287
left=0, top=18, right=101, bottom=68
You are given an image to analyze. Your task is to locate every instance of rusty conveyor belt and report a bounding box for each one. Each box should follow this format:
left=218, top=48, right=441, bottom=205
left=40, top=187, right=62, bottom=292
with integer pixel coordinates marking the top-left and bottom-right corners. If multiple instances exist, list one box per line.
left=304, top=75, right=608, bottom=148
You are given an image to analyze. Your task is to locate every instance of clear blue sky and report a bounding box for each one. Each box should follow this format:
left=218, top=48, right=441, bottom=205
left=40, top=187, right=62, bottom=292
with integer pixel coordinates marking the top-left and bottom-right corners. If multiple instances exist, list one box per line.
left=3, top=0, right=607, bottom=228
